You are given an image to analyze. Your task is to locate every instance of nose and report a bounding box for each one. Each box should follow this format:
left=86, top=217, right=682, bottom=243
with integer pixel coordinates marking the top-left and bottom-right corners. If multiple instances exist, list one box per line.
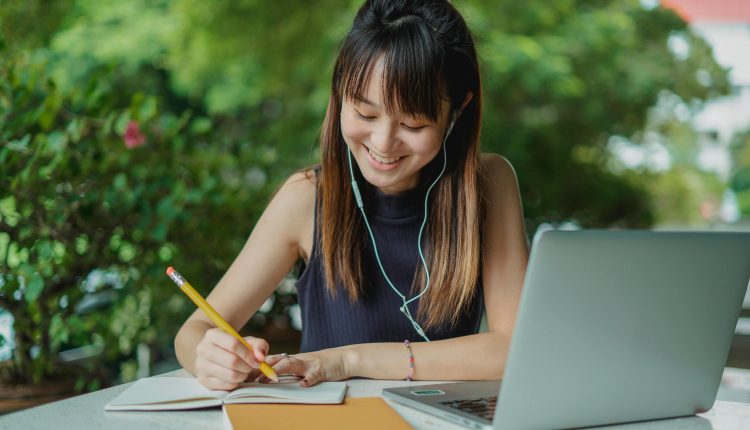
left=369, top=122, right=399, bottom=154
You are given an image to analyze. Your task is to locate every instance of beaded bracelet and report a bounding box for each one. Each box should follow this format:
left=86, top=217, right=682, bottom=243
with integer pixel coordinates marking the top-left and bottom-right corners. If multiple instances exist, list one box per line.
left=404, top=339, right=415, bottom=381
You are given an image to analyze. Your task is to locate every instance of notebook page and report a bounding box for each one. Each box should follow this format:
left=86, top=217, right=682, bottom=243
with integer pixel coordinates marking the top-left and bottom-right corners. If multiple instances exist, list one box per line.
left=225, top=381, right=347, bottom=404
left=106, top=377, right=227, bottom=410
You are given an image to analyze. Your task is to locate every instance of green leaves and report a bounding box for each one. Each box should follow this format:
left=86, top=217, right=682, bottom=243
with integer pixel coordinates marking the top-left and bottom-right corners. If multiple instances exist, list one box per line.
left=14, top=264, right=44, bottom=303
left=0, top=8, right=278, bottom=386
left=730, top=131, right=750, bottom=217
left=0, top=196, right=19, bottom=227
left=24, top=274, right=44, bottom=303
left=466, top=0, right=731, bottom=227
left=49, top=314, right=69, bottom=349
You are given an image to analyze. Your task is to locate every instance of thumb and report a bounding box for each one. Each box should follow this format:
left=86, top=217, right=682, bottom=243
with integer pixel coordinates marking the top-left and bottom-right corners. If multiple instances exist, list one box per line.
left=243, top=336, right=269, bottom=363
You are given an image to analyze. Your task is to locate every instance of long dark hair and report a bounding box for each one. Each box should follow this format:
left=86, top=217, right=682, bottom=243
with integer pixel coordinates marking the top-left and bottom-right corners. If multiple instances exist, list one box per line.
left=318, top=0, right=483, bottom=330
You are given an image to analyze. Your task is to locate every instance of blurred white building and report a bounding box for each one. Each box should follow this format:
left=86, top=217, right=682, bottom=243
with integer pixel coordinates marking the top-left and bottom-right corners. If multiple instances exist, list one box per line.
left=662, top=0, right=750, bottom=223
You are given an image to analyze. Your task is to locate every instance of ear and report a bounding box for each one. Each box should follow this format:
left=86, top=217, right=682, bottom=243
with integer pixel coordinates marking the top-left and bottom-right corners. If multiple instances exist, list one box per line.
left=447, top=92, right=473, bottom=135
left=457, top=91, right=474, bottom=118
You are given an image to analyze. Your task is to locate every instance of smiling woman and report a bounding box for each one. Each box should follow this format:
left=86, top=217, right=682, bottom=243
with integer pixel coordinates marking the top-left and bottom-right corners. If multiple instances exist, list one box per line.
left=318, top=0, right=485, bottom=336
left=174, top=0, right=529, bottom=391
left=339, top=58, right=470, bottom=193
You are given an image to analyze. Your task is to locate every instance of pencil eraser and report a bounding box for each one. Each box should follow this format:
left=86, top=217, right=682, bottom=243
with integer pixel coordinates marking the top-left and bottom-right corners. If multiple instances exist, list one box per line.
left=166, top=267, right=174, bottom=276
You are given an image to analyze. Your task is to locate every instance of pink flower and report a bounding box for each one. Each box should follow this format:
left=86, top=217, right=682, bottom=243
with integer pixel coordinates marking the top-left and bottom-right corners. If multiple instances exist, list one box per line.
left=124, top=121, right=146, bottom=149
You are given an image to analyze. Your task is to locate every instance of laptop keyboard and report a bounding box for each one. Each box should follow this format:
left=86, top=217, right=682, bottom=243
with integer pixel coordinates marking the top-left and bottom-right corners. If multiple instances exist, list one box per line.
left=440, top=396, right=497, bottom=421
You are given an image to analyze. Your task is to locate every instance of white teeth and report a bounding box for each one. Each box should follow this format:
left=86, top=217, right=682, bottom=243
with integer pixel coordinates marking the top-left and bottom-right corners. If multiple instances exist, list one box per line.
left=368, top=147, right=401, bottom=164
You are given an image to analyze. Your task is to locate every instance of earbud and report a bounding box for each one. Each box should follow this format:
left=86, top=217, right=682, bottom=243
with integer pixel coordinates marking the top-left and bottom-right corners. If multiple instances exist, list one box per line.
left=445, top=111, right=458, bottom=138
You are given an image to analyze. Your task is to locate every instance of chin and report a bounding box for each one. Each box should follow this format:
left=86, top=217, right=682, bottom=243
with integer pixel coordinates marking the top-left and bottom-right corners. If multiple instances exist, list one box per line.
left=362, top=168, right=418, bottom=195
left=365, top=175, right=398, bottom=190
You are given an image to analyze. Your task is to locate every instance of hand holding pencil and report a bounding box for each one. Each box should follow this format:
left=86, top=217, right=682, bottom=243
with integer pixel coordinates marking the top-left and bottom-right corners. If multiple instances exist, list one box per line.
left=166, top=267, right=280, bottom=386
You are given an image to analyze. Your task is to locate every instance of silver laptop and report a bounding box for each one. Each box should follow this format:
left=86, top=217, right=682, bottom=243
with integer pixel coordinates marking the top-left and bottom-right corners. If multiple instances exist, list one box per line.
left=383, top=230, right=750, bottom=430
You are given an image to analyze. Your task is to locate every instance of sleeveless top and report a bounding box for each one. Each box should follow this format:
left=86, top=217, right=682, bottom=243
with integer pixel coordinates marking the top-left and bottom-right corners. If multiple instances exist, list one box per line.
left=295, top=173, right=484, bottom=352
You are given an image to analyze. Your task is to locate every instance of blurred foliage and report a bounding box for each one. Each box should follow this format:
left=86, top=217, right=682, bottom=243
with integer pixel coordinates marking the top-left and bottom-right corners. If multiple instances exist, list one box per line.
left=41, top=0, right=353, bottom=169
left=0, top=0, right=734, bottom=390
left=460, top=0, right=730, bottom=228
left=731, top=128, right=750, bottom=216
left=611, top=92, right=727, bottom=225
left=0, top=0, right=74, bottom=51
left=0, top=43, right=278, bottom=387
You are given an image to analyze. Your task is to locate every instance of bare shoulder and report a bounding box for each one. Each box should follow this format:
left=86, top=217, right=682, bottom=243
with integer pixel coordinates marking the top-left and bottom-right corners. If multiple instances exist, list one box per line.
left=479, top=152, right=519, bottom=195
left=270, top=168, right=316, bottom=224
left=277, top=169, right=317, bottom=198
left=267, top=168, right=316, bottom=260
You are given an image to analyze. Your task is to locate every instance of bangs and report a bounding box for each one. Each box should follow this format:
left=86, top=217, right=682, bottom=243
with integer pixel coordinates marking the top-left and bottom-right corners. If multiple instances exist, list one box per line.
left=339, top=15, right=447, bottom=122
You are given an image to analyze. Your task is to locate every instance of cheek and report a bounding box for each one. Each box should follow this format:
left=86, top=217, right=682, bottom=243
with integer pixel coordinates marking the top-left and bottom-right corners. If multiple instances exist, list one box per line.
left=340, top=118, right=367, bottom=145
left=410, top=133, right=443, bottom=156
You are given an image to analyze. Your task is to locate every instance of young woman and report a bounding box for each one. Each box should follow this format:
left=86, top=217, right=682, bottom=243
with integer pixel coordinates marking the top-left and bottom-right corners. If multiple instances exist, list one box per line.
left=174, top=0, right=528, bottom=390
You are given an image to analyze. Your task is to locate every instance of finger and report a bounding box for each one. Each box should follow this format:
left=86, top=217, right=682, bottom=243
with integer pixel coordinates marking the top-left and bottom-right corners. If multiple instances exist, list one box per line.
left=213, top=349, right=254, bottom=374
left=265, top=354, right=288, bottom=366
left=201, top=357, right=251, bottom=385
left=300, top=369, right=323, bottom=387
left=243, top=336, right=270, bottom=363
left=205, top=329, right=257, bottom=367
left=196, top=339, right=253, bottom=374
left=198, top=374, right=240, bottom=391
left=244, top=368, right=262, bottom=382
left=273, top=357, right=323, bottom=387
left=272, top=356, right=309, bottom=377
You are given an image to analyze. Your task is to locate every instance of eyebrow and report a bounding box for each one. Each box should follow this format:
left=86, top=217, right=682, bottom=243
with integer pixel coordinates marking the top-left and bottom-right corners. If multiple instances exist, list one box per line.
left=350, top=94, right=433, bottom=124
left=352, top=95, right=380, bottom=109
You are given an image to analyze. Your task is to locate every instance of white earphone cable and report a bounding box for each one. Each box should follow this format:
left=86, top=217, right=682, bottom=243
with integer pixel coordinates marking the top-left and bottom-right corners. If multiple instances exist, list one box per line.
left=346, top=113, right=457, bottom=341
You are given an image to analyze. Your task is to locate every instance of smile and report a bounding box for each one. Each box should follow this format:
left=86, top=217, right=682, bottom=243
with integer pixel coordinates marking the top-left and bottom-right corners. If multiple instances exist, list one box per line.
left=364, top=144, right=401, bottom=164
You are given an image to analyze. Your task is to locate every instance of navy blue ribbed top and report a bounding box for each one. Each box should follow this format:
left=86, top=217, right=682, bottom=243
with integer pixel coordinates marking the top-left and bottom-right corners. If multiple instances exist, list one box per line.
left=295, top=175, right=484, bottom=352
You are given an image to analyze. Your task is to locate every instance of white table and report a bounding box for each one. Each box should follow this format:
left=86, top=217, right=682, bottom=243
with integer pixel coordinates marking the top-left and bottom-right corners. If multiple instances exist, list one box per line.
left=1, top=370, right=749, bottom=430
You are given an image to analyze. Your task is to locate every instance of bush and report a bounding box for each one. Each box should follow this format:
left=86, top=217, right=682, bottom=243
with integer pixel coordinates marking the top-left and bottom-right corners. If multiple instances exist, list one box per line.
left=0, top=44, right=281, bottom=389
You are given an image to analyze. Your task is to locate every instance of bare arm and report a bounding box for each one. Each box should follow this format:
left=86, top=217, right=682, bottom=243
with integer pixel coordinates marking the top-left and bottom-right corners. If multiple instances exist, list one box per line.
left=174, top=171, right=315, bottom=388
left=269, top=154, right=529, bottom=384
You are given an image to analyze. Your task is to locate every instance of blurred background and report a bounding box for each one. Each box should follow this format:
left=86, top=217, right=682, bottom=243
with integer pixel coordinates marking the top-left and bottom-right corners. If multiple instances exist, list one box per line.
left=1, top=0, right=749, bottom=412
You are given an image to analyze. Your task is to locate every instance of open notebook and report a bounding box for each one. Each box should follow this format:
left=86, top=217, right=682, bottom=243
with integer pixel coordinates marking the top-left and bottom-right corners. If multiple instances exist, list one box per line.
left=105, top=376, right=347, bottom=411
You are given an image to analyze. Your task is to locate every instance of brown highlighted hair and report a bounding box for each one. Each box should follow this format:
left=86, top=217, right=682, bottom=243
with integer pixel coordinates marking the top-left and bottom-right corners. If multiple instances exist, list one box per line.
left=318, top=0, right=483, bottom=330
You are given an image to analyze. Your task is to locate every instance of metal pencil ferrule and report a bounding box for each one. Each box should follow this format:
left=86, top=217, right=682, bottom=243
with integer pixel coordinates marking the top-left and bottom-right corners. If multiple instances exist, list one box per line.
left=168, top=270, right=186, bottom=287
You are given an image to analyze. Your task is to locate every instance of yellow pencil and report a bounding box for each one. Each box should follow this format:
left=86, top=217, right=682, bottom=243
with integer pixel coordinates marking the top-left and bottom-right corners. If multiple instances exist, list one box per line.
left=166, top=266, right=279, bottom=383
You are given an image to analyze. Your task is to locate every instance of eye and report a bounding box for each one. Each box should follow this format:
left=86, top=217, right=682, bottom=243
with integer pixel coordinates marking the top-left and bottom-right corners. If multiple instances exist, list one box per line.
left=402, top=124, right=426, bottom=132
left=355, top=110, right=376, bottom=120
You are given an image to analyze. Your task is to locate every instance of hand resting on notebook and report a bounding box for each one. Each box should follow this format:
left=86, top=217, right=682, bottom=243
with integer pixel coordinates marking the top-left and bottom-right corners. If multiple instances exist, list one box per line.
left=261, top=350, right=351, bottom=387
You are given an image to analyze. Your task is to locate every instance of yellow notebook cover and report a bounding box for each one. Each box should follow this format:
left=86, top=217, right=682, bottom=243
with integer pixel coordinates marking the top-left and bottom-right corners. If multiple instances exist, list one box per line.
left=223, top=396, right=411, bottom=429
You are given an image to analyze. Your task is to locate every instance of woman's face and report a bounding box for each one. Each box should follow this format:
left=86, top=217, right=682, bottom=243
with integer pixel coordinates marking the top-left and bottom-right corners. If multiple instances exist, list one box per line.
left=340, top=59, right=452, bottom=195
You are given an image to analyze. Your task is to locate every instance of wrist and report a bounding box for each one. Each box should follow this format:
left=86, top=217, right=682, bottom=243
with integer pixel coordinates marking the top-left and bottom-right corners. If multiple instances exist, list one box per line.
left=338, top=345, right=361, bottom=379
